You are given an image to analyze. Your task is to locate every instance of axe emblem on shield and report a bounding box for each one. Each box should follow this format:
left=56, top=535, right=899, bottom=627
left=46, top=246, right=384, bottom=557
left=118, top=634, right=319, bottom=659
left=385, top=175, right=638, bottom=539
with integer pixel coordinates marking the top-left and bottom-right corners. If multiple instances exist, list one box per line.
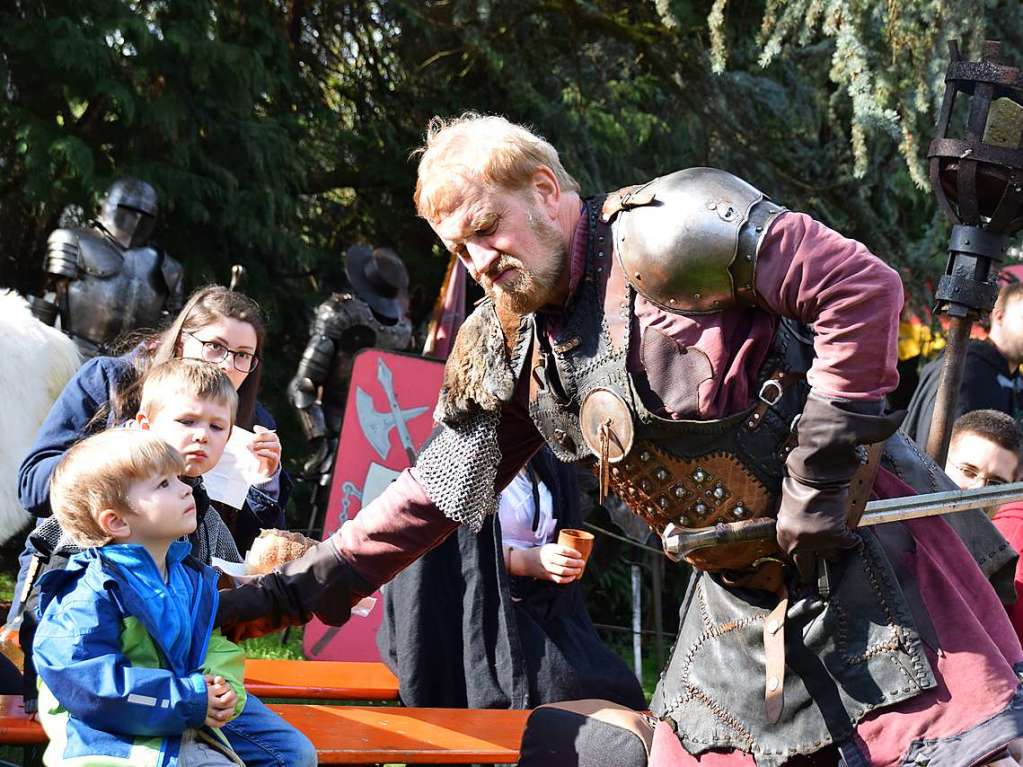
left=355, top=358, right=429, bottom=462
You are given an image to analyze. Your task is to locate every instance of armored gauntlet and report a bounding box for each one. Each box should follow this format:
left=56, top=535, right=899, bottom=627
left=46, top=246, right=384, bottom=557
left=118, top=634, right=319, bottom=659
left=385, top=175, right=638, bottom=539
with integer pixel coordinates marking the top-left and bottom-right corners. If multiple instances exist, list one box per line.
left=776, top=395, right=902, bottom=582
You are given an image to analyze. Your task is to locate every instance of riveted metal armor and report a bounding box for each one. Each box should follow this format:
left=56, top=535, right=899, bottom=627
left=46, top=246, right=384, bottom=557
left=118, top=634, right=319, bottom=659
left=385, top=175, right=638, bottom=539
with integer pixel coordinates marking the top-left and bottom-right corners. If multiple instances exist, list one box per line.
left=33, top=178, right=183, bottom=357
left=529, top=196, right=813, bottom=572
left=50, top=229, right=184, bottom=357
left=288, top=292, right=413, bottom=474
left=605, top=168, right=786, bottom=314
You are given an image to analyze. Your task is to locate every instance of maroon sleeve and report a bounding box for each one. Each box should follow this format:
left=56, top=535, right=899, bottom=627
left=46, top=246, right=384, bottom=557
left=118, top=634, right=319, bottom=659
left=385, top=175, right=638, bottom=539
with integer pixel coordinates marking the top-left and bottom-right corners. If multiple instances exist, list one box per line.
left=754, top=211, right=903, bottom=400
left=334, top=371, right=544, bottom=592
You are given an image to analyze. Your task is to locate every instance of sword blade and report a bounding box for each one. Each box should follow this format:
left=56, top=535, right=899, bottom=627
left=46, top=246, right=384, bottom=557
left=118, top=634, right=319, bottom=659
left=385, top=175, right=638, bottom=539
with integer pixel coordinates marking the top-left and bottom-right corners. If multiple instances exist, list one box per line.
left=858, top=480, right=1023, bottom=526
left=664, top=480, right=1023, bottom=560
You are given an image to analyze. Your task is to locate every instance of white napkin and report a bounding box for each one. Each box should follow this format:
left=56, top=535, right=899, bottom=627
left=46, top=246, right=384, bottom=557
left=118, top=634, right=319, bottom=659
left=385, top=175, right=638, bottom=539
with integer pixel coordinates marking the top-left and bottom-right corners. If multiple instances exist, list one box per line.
left=203, top=425, right=266, bottom=509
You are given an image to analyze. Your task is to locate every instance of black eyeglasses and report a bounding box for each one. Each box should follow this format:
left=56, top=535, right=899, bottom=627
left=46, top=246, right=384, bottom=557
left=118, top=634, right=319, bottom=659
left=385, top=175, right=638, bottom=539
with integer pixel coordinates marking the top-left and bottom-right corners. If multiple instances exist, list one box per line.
left=184, top=331, right=260, bottom=373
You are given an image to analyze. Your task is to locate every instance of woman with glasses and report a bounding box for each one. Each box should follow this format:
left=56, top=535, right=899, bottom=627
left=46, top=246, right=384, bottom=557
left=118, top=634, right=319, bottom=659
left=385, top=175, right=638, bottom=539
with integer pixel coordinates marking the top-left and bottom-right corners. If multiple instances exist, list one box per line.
left=10, top=285, right=315, bottom=767
left=17, top=285, right=290, bottom=554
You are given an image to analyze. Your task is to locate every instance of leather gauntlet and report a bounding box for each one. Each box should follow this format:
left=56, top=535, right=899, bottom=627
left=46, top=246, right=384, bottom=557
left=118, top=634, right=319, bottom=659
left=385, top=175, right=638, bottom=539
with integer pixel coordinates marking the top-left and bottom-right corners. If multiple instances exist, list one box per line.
left=776, top=395, right=902, bottom=582
left=215, top=534, right=371, bottom=642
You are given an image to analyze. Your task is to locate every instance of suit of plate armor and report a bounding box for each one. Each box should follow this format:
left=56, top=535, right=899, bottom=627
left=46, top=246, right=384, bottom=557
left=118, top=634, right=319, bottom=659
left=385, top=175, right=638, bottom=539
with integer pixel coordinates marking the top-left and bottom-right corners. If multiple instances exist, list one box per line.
left=31, top=178, right=184, bottom=358
left=288, top=292, right=413, bottom=476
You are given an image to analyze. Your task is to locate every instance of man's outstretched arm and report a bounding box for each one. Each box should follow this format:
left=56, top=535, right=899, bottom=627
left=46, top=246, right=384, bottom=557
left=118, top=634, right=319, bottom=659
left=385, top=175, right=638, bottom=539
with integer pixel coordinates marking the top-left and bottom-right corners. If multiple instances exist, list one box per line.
left=217, top=381, right=544, bottom=640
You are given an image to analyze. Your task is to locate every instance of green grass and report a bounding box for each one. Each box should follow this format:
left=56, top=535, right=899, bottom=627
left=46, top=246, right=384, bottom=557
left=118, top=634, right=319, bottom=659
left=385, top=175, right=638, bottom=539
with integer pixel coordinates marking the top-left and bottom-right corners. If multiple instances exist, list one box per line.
left=238, top=628, right=305, bottom=660
left=0, top=571, right=16, bottom=606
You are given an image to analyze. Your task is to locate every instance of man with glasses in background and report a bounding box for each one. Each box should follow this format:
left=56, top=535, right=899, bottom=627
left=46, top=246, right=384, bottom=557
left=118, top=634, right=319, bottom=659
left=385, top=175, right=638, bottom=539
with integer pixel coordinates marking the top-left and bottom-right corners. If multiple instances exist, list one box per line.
left=944, top=409, right=1022, bottom=490
left=946, top=410, right=1023, bottom=647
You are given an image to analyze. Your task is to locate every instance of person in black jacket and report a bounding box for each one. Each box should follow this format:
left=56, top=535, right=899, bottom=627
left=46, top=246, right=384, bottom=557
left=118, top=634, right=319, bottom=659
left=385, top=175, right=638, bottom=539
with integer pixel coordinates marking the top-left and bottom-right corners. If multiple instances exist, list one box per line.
left=903, top=281, right=1023, bottom=448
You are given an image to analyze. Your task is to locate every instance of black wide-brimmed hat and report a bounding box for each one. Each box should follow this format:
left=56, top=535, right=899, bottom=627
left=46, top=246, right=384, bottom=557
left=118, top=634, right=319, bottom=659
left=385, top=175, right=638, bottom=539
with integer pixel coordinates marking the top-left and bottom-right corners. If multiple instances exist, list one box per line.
left=344, top=244, right=410, bottom=321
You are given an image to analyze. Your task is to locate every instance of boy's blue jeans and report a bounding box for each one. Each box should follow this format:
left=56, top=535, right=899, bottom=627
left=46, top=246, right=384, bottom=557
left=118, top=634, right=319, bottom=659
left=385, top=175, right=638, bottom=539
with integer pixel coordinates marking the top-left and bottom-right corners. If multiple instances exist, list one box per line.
left=223, top=694, right=317, bottom=767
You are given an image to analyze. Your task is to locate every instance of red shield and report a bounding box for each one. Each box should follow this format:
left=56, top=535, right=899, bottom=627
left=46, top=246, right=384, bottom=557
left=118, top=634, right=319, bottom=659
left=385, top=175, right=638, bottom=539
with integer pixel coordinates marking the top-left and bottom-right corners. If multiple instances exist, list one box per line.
left=302, top=349, right=444, bottom=661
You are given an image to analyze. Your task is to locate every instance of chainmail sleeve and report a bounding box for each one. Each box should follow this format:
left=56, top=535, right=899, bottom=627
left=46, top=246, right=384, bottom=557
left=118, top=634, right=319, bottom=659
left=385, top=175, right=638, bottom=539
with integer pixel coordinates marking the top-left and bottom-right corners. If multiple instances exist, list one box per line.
left=414, top=410, right=503, bottom=533
left=416, top=301, right=532, bottom=533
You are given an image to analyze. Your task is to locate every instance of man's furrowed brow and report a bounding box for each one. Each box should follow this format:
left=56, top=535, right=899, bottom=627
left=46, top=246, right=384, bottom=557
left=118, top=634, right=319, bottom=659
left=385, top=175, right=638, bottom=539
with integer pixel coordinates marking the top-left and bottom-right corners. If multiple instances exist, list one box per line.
left=437, top=208, right=477, bottom=251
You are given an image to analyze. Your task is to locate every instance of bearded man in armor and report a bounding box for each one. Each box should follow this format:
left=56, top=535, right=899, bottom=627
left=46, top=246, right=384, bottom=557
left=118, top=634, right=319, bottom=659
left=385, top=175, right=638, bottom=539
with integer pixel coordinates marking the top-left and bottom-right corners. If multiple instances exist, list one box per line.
left=31, top=177, right=184, bottom=358
left=218, top=115, right=1023, bottom=765
left=287, top=245, right=413, bottom=493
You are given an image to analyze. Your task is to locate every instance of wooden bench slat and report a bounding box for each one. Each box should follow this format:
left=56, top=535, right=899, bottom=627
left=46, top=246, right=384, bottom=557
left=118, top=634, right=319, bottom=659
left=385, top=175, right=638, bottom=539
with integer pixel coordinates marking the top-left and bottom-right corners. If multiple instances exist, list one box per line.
left=0, top=696, right=529, bottom=764
left=268, top=704, right=529, bottom=764
left=0, top=695, right=43, bottom=745
left=243, top=659, right=399, bottom=700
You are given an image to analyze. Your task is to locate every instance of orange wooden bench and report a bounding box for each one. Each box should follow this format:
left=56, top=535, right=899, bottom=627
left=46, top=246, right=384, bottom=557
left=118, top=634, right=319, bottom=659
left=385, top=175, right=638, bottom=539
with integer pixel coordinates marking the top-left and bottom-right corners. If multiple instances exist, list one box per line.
left=0, top=695, right=530, bottom=764
left=267, top=704, right=529, bottom=764
left=0, top=695, right=40, bottom=747
left=243, top=659, right=400, bottom=700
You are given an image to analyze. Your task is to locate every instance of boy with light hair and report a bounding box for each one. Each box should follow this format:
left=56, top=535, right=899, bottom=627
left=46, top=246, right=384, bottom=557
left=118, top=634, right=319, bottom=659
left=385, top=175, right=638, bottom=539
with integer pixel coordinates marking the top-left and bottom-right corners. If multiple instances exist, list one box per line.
left=28, top=359, right=316, bottom=765
left=33, top=429, right=245, bottom=766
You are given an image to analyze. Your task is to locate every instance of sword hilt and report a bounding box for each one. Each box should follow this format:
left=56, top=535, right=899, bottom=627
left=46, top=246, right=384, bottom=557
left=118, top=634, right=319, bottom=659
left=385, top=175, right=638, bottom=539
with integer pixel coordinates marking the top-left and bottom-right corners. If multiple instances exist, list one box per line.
left=662, top=518, right=776, bottom=562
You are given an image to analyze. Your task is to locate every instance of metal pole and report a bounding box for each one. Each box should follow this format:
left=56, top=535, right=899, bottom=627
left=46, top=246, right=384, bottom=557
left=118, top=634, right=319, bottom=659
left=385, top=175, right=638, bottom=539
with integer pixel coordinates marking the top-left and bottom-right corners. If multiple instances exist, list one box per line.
left=925, top=315, right=973, bottom=466
left=631, top=564, right=642, bottom=683
left=649, top=550, right=665, bottom=670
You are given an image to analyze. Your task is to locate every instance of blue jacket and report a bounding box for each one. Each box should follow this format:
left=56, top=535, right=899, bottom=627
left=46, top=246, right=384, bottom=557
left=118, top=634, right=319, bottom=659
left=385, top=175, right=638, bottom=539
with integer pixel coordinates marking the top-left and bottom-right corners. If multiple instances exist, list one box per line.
left=33, top=542, right=247, bottom=766
left=17, top=353, right=291, bottom=535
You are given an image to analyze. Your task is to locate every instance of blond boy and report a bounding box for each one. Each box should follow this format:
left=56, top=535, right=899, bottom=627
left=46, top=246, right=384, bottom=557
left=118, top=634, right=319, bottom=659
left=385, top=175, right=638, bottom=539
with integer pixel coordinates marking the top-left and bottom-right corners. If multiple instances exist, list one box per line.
left=33, top=428, right=246, bottom=766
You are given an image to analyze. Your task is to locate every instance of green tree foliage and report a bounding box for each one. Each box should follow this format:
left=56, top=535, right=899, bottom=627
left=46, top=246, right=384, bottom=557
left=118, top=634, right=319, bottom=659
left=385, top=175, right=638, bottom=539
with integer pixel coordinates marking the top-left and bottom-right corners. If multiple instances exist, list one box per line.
left=0, top=0, right=1020, bottom=498
left=2, top=0, right=1021, bottom=652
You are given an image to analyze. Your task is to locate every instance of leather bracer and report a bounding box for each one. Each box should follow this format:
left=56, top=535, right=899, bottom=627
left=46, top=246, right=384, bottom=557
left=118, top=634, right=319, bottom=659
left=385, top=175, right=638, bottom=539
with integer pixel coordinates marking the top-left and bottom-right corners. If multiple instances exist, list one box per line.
left=776, top=395, right=902, bottom=579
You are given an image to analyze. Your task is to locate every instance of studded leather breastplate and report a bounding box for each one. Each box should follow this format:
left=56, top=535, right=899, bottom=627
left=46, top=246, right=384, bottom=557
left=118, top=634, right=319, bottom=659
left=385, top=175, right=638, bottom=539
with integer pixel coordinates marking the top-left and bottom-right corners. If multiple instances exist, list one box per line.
left=527, top=198, right=812, bottom=571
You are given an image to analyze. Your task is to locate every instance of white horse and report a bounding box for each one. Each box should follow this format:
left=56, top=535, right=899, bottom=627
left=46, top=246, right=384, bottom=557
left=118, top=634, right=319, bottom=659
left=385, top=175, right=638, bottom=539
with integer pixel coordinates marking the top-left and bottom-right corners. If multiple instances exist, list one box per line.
left=0, top=291, right=80, bottom=545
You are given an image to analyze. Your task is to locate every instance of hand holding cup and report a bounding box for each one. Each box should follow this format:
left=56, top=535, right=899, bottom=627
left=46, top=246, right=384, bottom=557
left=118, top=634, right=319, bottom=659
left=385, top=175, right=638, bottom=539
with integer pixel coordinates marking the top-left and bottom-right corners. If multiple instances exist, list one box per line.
left=557, top=529, right=595, bottom=575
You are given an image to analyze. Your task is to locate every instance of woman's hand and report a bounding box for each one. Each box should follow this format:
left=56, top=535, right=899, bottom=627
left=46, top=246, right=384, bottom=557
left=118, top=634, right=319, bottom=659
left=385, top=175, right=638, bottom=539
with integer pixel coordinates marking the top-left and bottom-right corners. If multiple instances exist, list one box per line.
left=508, top=543, right=584, bottom=584
left=250, top=425, right=282, bottom=480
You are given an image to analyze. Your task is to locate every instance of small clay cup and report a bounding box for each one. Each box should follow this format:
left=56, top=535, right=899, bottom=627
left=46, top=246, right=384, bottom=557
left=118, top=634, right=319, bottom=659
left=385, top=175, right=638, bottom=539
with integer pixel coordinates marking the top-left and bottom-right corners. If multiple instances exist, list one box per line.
left=558, top=529, right=595, bottom=574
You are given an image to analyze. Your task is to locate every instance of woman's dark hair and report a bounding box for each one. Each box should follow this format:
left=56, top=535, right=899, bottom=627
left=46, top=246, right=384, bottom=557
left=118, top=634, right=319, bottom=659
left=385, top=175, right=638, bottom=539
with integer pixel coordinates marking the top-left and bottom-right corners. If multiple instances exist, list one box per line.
left=103, top=286, right=266, bottom=429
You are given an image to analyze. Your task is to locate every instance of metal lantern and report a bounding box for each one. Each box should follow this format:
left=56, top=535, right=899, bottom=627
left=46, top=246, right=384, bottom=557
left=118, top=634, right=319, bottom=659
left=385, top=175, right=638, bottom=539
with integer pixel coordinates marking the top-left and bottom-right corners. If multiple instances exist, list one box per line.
left=925, top=40, right=1023, bottom=465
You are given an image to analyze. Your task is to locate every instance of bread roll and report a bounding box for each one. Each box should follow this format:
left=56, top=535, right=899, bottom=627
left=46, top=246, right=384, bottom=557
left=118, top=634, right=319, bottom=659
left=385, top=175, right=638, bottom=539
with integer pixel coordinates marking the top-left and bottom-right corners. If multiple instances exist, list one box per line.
left=245, top=529, right=317, bottom=574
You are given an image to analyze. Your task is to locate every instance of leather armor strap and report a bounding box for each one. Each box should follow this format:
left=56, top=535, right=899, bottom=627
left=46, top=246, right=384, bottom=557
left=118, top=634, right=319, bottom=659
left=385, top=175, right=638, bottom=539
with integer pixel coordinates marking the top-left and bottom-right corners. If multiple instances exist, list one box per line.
left=846, top=440, right=885, bottom=529
left=594, top=204, right=631, bottom=357
left=763, top=584, right=789, bottom=724
left=746, top=370, right=804, bottom=432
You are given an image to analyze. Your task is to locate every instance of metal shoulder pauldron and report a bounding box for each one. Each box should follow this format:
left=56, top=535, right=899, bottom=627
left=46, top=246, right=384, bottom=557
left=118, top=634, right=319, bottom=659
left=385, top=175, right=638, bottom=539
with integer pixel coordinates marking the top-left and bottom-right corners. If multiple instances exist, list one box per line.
left=604, top=167, right=786, bottom=314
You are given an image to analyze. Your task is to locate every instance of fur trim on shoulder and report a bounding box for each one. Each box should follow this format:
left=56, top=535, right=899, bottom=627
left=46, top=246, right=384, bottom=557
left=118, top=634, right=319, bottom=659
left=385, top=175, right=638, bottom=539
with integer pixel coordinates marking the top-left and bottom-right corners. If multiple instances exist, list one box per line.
left=434, top=300, right=522, bottom=424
